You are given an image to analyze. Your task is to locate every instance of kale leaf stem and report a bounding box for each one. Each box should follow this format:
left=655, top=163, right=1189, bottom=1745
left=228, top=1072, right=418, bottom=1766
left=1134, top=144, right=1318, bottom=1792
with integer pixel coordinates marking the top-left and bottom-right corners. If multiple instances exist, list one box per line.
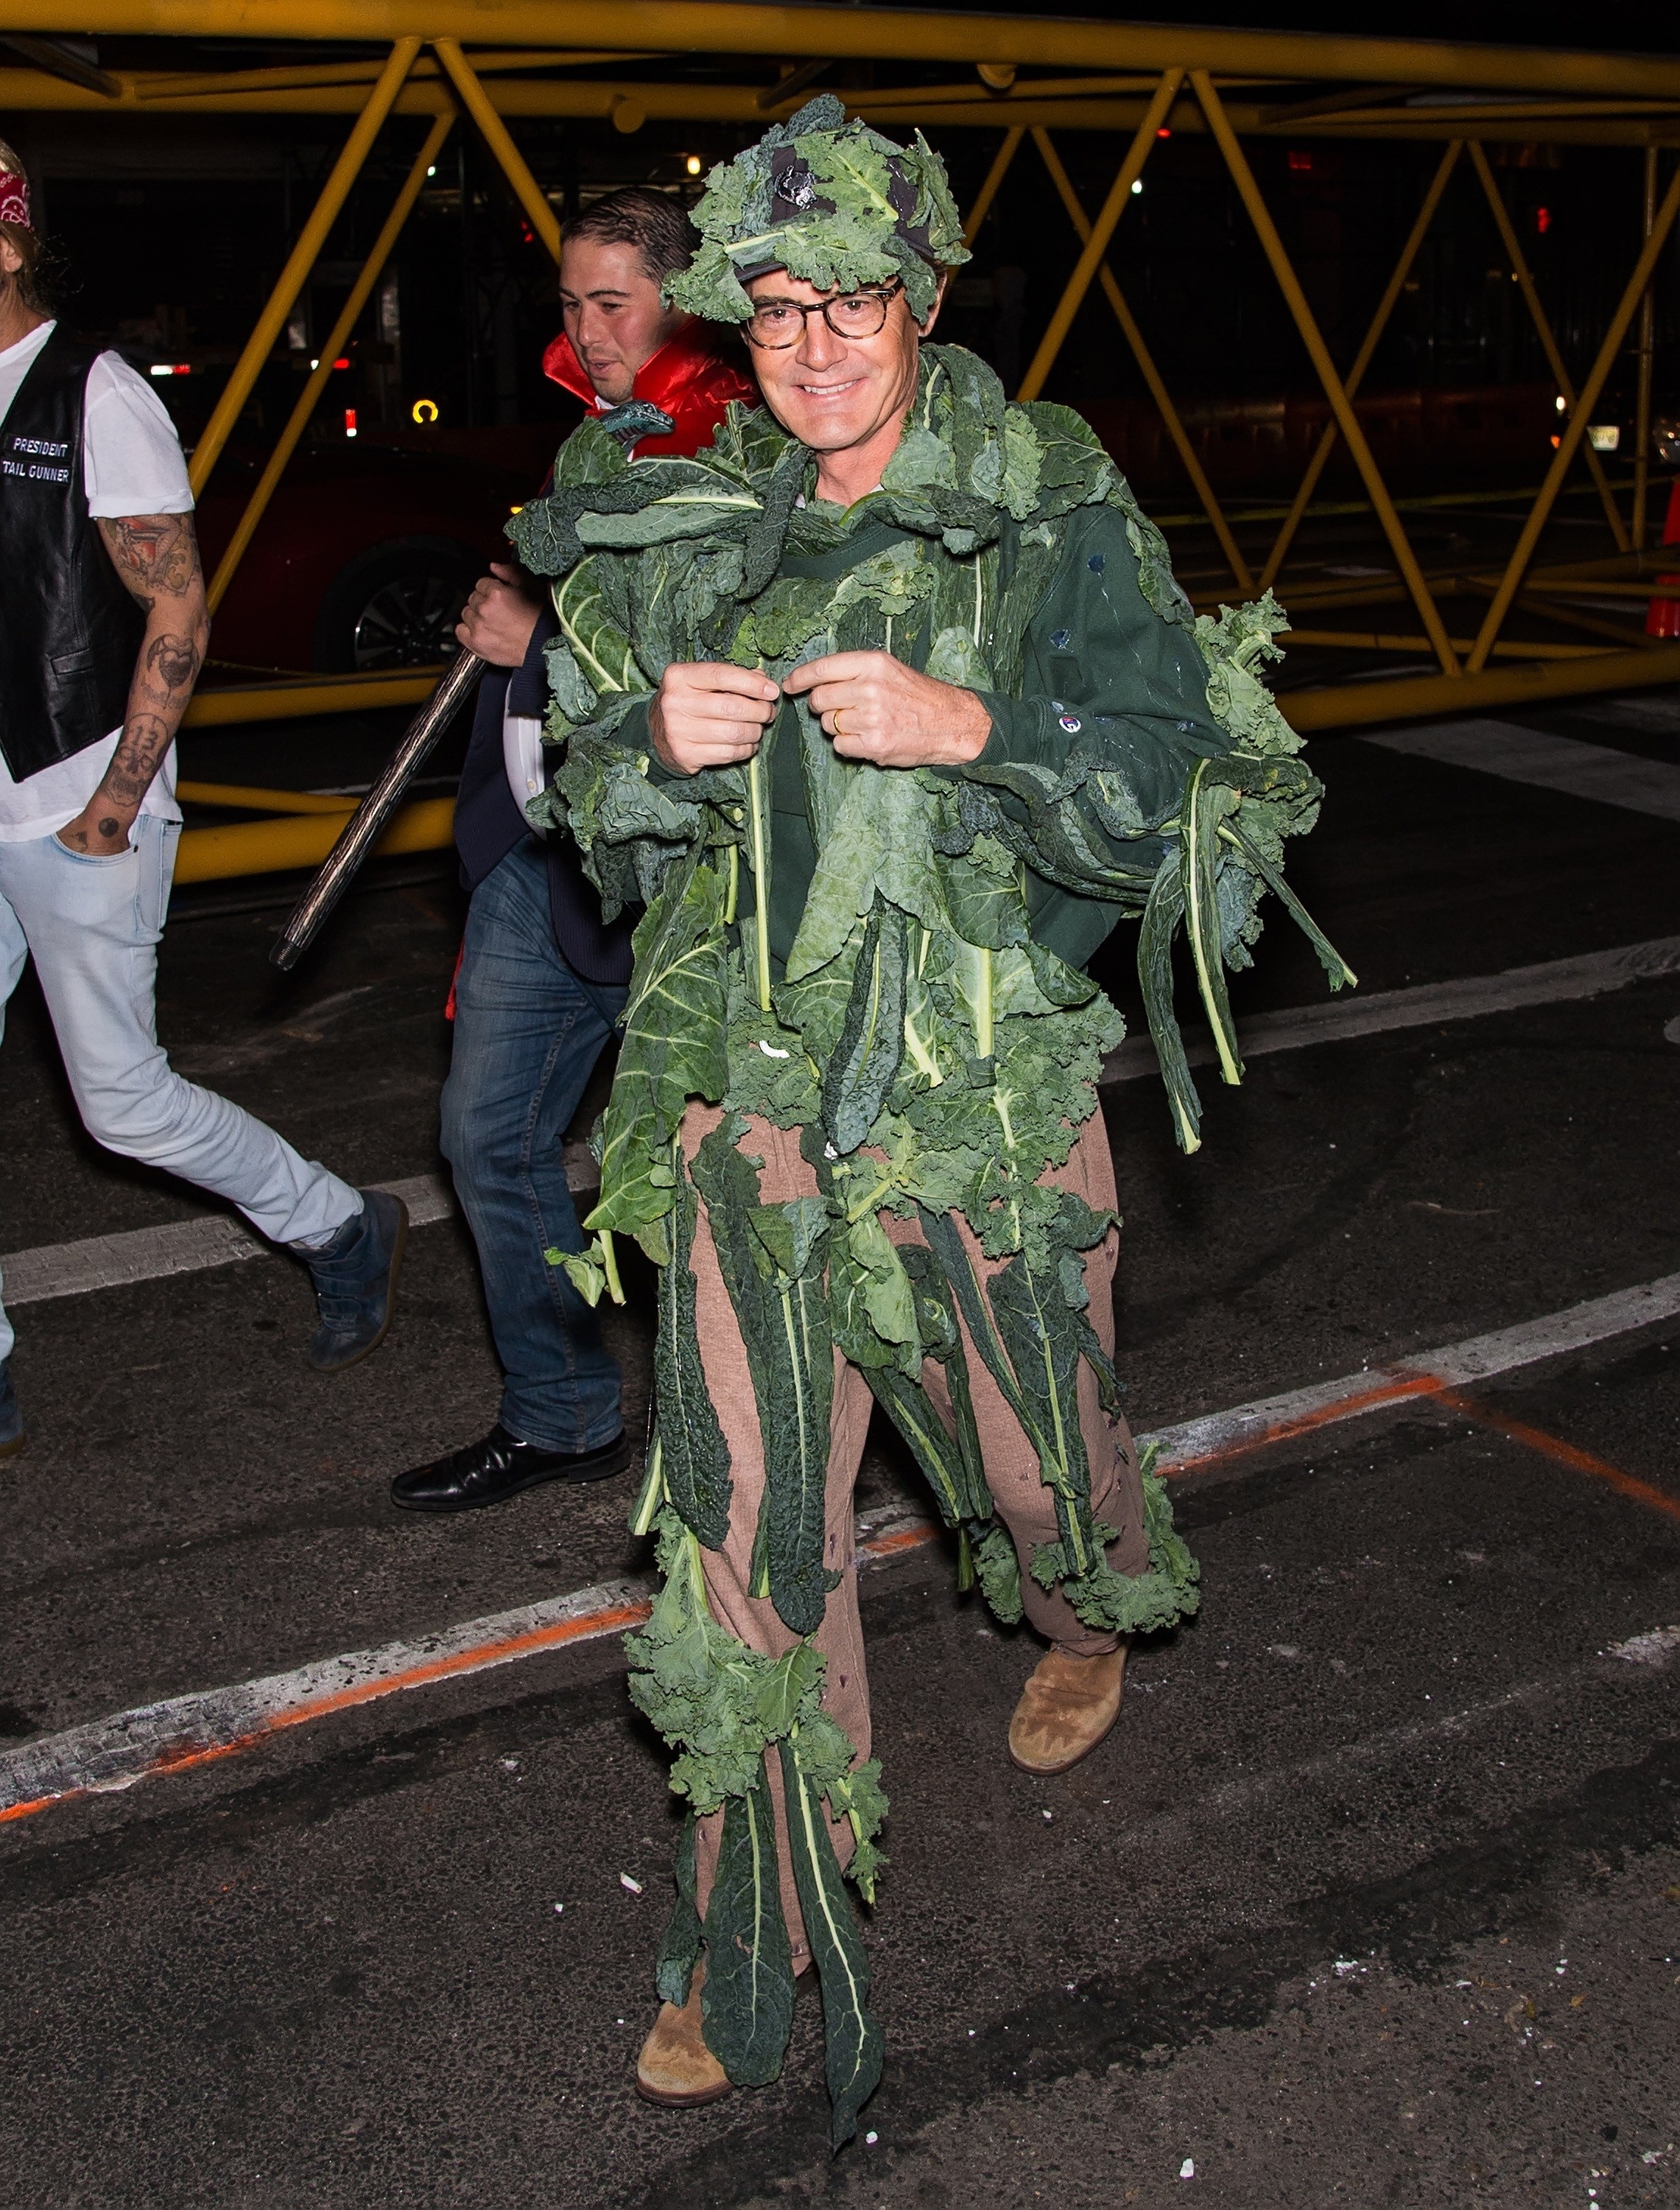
left=630, top=1434, right=667, bottom=1536
left=748, top=751, right=772, bottom=1012
left=1183, top=762, right=1243, bottom=1087
left=844, top=1173, right=899, bottom=1224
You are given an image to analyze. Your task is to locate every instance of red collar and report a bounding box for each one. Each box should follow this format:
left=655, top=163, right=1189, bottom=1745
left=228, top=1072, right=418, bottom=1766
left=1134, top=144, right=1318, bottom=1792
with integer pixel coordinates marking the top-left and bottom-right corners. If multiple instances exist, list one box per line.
left=541, top=320, right=739, bottom=413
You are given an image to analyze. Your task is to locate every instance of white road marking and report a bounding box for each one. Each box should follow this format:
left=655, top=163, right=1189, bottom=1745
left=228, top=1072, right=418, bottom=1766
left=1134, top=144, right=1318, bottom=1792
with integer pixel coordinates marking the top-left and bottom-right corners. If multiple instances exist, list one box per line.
left=0, top=1571, right=652, bottom=1814
left=4, top=1269, right=1676, bottom=1825
left=0, top=1501, right=910, bottom=1822
left=1360, top=717, right=1680, bottom=821
left=7, top=939, right=1676, bottom=1310
left=1606, top=1624, right=1680, bottom=1666
left=1564, top=692, right=1680, bottom=734
left=0, top=1150, right=599, bottom=1309
left=0, top=1213, right=266, bottom=1304
left=1099, top=931, right=1680, bottom=1084
left=1150, top=1271, right=1680, bottom=1469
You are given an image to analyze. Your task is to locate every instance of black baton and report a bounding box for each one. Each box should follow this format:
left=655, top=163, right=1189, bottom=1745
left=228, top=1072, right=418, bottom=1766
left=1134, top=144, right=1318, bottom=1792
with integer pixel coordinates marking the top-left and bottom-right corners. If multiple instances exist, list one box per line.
left=270, top=648, right=485, bottom=971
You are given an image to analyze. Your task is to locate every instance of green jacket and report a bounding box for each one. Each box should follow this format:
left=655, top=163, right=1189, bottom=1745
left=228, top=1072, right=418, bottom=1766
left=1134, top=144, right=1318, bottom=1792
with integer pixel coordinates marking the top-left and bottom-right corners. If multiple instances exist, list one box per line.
left=510, top=343, right=1341, bottom=1164
left=637, top=496, right=1227, bottom=974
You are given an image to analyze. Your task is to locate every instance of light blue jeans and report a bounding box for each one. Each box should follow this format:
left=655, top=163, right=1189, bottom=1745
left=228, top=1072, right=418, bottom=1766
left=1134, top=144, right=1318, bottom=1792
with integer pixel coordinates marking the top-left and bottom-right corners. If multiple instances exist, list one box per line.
left=0, top=815, right=362, bottom=1362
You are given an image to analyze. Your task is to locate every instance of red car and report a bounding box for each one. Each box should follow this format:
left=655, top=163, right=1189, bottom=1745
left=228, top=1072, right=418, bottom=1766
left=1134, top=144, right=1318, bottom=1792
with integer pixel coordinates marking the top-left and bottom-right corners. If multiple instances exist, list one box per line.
left=191, top=424, right=569, bottom=678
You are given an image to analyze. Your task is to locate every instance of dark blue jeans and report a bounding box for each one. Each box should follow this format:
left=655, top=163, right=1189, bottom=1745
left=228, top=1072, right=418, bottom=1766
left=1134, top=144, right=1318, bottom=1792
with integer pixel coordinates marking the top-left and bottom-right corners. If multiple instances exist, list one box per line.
left=440, top=836, right=628, bottom=1453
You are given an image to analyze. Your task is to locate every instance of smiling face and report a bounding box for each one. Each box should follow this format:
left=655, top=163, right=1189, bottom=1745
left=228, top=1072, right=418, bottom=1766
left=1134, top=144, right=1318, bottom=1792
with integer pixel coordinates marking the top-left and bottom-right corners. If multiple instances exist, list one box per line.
left=744, top=267, right=942, bottom=494
left=558, top=235, right=688, bottom=405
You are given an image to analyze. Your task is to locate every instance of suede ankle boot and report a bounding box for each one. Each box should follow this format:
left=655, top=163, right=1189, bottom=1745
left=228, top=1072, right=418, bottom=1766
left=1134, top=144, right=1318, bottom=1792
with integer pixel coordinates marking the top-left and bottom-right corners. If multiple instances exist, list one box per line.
left=635, top=1959, right=732, bottom=2109
left=1008, top=1644, right=1128, bottom=1776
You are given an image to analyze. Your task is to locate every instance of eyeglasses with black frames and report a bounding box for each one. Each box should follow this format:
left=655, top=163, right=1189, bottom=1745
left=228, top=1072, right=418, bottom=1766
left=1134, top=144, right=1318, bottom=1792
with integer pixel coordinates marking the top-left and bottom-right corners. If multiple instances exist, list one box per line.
left=743, top=278, right=905, bottom=349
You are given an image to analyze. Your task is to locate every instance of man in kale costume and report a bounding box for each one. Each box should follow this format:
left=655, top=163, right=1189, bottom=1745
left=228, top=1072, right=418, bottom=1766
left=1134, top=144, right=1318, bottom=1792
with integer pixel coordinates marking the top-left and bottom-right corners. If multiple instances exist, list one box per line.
left=508, top=97, right=1350, bottom=2142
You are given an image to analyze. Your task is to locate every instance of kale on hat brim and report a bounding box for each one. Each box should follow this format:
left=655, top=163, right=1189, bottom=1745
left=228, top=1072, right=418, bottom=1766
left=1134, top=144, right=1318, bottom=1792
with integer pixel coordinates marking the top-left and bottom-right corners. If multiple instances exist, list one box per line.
left=665, top=92, right=970, bottom=326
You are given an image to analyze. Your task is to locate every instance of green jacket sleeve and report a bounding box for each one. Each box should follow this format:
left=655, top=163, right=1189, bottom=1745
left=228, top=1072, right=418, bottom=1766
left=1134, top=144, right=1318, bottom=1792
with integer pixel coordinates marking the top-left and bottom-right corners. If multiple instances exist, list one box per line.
left=955, top=502, right=1232, bottom=969
left=617, top=694, right=664, bottom=774
left=965, top=501, right=1226, bottom=825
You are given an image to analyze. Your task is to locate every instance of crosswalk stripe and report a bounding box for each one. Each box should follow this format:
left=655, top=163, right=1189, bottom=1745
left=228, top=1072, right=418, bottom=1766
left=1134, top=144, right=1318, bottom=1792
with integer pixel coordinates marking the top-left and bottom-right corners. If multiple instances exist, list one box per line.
left=0, top=1151, right=596, bottom=1308
left=1100, top=932, right=1680, bottom=1080
left=6, top=933, right=1679, bottom=1309
left=1360, top=716, right=1680, bottom=821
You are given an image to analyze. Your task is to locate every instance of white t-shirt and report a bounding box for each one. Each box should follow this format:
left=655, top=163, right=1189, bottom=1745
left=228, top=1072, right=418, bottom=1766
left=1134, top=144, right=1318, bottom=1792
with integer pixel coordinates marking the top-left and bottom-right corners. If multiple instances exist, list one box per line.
left=503, top=698, right=545, bottom=815
left=0, top=320, right=194, bottom=840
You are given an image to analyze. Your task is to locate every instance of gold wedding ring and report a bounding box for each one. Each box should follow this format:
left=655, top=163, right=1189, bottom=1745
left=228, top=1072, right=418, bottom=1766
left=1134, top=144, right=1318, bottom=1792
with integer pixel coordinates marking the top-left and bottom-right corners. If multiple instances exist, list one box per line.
left=832, top=709, right=849, bottom=739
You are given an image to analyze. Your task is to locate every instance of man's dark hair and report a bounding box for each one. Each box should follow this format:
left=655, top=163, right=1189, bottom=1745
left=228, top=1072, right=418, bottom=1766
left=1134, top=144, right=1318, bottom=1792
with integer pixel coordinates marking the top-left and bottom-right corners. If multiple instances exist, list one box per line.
left=563, top=187, right=697, bottom=287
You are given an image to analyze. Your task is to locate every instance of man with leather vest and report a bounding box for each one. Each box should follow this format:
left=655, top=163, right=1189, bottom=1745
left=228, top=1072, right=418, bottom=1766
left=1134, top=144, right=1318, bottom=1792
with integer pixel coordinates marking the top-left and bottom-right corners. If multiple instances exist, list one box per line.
left=0, top=147, right=405, bottom=1459
left=391, top=188, right=753, bottom=1513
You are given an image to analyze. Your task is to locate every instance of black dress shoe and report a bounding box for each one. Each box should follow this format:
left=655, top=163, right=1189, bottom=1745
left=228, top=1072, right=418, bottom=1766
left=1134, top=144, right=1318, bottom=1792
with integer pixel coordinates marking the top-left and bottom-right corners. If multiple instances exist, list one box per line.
left=391, top=1423, right=631, bottom=1513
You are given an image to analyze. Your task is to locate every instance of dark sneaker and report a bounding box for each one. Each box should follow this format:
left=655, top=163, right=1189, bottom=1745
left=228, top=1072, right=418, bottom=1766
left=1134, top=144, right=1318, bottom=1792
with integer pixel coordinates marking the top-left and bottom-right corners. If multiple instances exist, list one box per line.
left=302, top=1189, right=408, bottom=1372
left=390, top=1423, right=630, bottom=1513
left=0, top=1362, right=23, bottom=1459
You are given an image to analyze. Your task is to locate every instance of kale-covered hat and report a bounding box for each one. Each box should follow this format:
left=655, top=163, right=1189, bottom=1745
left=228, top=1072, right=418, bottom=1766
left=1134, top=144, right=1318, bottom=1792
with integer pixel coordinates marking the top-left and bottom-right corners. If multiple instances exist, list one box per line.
left=664, top=92, right=969, bottom=326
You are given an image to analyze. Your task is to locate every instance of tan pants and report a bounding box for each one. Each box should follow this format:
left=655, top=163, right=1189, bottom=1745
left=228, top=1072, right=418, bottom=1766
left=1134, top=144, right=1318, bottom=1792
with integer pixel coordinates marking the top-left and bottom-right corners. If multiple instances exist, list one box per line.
left=681, top=1101, right=1145, bottom=1962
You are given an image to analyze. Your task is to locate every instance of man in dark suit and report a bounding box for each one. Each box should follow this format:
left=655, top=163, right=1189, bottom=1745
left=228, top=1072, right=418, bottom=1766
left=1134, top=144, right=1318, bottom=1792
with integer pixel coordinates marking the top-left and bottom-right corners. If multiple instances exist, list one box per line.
left=392, top=189, right=752, bottom=1512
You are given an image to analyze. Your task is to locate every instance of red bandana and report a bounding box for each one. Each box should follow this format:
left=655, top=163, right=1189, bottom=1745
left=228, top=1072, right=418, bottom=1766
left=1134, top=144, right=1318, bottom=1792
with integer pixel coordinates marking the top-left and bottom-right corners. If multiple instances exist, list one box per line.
left=0, top=172, right=32, bottom=230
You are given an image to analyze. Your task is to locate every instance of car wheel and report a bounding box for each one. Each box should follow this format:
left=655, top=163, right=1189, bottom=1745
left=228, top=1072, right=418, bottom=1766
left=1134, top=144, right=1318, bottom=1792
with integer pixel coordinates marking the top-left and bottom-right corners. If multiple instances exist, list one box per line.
left=312, top=536, right=482, bottom=673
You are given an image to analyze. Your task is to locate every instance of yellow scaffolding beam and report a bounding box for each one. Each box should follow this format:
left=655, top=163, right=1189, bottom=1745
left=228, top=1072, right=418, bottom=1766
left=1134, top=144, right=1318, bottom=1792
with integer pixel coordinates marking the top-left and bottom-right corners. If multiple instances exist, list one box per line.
left=1284, top=628, right=1604, bottom=660
left=207, top=110, right=454, bottom=614
left=1015, top=71, right=1181, bottom=401
left=181, top=673, right=437, bottom=729
left=1469, top=158, right=1680, bottom=669
left=1, top=63, right=1675, bottom=146
left=7, top=5, right=1680, bottom=105
left=1193, top=70, right=1461, bottom=673
left=173, top=795, right=455, bottom=886
left=1259, top=141, right=1462, bottom=594
left=1282, top=639, right=1680, bottom=732
left=960, top=126, right=1024, bottom=248
left=176, top=780, right=357, bottom=814
left=130, top=51, right=647, bottom=99
left=432, top=37, right=562, bottom=260
left=186, top=38, right=419, bottom=499
left=1030, top=126, right=1254, bottom=593
left=1468, top=140, right=1627, bottom=550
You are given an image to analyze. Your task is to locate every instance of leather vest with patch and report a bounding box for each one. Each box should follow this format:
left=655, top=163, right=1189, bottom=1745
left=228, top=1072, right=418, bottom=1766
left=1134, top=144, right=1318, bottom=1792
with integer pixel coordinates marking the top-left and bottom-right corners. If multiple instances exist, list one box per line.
left=0, top=328, right=147, bottom=782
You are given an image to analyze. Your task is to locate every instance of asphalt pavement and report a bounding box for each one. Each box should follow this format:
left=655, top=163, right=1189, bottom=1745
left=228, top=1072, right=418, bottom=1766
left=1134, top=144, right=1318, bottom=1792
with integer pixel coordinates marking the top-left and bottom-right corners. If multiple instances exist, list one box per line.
left=2, top=684, right=1679, bottom=2209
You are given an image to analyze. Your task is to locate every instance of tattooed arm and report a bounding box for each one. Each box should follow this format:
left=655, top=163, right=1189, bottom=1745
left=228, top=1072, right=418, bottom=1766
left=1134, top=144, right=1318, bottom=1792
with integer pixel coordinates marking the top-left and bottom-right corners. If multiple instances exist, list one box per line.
left=57, top=511, right=209, bottom=856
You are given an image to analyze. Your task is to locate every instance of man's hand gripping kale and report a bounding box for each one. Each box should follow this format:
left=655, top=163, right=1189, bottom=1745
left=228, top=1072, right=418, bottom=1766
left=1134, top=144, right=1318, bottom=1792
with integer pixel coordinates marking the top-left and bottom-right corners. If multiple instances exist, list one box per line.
left=650, top=652, right=991, bottom=775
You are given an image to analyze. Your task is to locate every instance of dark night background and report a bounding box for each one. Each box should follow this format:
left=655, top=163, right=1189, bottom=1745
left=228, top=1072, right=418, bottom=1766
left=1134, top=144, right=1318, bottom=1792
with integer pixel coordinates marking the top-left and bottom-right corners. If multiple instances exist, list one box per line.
left=7, top=6, right=1677, bottom=497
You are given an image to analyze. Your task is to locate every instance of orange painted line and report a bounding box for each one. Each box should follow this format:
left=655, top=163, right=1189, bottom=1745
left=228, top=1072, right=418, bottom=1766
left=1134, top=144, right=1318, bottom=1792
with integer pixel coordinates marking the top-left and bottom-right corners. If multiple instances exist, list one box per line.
left=1439, top=1388, right=1680, bottom=1525
left=1163, top=1371, right=1445, bottom=1474
left=11, top=1335, right=1666, bottom=1832
left=0, top=1794, right=62, bottom=1825
left=0, top=1599, right=653, bottom=1824
left=245, top=1599, right=654, bottom=1733
left=860, top=1523, right=938, bottom=1559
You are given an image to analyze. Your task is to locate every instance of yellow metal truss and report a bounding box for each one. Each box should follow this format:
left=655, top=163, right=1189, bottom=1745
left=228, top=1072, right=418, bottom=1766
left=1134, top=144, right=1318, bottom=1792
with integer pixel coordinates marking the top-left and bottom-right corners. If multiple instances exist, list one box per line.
left=1, top=5, right=1669, bottom=877
left=3, top=5, right=1680, bottom=105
